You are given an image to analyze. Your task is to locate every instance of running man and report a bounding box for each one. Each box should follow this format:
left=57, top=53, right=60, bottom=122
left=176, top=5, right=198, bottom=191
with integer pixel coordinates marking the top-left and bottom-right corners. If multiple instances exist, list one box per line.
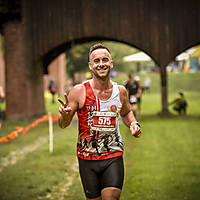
left=58, top=43, right=142, bottom=200
left=125, top=74, right=142, bottom=119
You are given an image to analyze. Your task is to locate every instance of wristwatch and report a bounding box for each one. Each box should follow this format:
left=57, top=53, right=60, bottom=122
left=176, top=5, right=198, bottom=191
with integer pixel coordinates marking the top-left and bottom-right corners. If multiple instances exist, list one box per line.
left=130, top=121, right=141, bottom=128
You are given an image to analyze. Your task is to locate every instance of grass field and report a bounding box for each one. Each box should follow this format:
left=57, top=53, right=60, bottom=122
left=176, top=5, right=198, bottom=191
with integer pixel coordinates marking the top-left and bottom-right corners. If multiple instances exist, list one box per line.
left=0, top=71, right=200, bottom=200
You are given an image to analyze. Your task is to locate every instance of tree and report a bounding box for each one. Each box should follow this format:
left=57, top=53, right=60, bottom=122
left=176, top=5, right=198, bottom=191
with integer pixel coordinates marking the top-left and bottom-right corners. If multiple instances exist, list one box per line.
left=66, top=42, right=91, bottom=78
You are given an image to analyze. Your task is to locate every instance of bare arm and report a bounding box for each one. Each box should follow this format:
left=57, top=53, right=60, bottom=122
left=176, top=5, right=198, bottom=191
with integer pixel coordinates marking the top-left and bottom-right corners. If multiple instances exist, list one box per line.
left=136, top=87, right=142, bottom=98
left=119, top=86, right=142, bottom=137
left=169, top=98, right=179, bottom=105
left=58, top=84, right=84, bottom=128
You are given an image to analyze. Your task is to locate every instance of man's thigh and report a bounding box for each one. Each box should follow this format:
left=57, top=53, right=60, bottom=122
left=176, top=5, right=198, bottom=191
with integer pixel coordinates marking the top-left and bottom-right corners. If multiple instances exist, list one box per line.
left=100, top=156, right=124, bottom=189
left=78, top=156, right=124, bottom=199
left=78, top=158, right=101, bottom=199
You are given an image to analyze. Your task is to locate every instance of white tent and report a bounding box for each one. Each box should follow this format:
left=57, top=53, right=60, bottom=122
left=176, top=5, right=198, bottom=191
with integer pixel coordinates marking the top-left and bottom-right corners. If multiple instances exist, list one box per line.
left=123, top=52, right=151, bottom=62
left=175, top=52, right=189, bottom=61
left=175, top=47, right=195, bottom=61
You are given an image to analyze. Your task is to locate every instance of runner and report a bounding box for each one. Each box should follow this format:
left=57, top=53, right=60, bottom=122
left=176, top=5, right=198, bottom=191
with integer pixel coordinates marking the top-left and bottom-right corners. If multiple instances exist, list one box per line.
left=125, top=74, right=142, bottom=119
left=58, top=43, right=142, bottom=200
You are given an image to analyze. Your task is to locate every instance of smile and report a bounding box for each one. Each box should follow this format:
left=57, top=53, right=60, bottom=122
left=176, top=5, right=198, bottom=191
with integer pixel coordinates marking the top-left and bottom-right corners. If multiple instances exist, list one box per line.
left=96, top=66, right=108, bottom=71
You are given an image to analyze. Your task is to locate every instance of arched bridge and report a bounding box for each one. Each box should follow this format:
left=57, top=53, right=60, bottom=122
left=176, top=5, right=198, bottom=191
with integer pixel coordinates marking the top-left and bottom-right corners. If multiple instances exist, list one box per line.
left=1, top=0, right=200, bottom=120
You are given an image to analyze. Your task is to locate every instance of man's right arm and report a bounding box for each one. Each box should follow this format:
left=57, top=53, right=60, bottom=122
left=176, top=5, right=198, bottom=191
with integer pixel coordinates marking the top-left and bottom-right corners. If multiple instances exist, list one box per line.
left=58, top=84, right=84, bottom=128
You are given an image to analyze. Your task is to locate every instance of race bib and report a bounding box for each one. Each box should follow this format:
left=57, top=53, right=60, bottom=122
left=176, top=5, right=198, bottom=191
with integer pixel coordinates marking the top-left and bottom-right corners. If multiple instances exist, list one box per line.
left=130, top=95, right=137, bottom=103
left=91, top=111, right=117, bottom=131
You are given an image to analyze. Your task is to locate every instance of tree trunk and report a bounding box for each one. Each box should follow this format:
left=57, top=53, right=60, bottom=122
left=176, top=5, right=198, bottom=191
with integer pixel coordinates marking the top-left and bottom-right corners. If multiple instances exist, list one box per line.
left=158, top=65, right=171, bottom=116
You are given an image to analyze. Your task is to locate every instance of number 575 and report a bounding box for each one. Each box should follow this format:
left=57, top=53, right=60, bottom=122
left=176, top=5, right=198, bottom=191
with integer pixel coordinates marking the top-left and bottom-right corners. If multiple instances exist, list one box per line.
left=98, top=117, right=111, bottom=125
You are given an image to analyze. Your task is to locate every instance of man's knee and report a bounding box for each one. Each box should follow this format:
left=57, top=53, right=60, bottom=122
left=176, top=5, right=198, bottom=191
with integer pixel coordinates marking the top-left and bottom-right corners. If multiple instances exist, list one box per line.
left=101, top=187, right=121, bottom=200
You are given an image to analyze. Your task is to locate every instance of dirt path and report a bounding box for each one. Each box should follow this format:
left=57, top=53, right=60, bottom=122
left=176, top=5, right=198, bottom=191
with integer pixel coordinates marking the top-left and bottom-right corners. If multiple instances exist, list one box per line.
left=37, top=161, right=79, bottom=200
left=0, top=136, right=47, bottom=172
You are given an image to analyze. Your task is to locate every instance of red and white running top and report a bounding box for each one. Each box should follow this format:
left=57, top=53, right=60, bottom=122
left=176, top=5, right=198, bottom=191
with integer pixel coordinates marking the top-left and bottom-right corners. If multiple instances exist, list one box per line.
left=77, top=80, right=124, bottom=160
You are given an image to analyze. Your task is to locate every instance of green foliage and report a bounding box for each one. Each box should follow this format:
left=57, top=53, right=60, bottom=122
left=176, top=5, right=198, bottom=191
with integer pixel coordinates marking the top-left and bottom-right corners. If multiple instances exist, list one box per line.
left=66, top=42, right=92, bottom=78
left=101, top=41, right=139, bottom=72
left=66, top=41, right=138, bottom=77
left=0, top=35, right=4, bottom=56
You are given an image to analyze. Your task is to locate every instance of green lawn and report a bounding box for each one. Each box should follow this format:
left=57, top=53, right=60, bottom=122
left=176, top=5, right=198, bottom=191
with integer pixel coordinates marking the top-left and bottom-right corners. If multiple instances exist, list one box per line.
left=0, top=72, right=200, bottom=200
left=121, top=116, right=200, bottom=200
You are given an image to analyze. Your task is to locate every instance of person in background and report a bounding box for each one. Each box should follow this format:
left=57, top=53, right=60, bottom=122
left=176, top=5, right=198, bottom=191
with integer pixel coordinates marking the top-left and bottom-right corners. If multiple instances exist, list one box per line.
left=125, top=74, right=142, bottom=119
left=169, top=91, right=188, bottom=115
left=143, top=76, right=151, bottom=93
left=58, top=43, right=142, bottom=200
left=0, top=86, right=5, bottom=128
left=48, top=79, right=57, bottom=104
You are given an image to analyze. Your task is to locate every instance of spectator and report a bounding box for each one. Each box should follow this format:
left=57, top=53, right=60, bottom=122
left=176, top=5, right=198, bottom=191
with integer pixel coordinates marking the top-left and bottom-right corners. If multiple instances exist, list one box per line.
left=143, top=76, right=151, bottom=93
left=169, top=92, right=188, bottom=115
left=48, top=79, right=57, bottom=104
left=125, top=74, right=142, bottom=119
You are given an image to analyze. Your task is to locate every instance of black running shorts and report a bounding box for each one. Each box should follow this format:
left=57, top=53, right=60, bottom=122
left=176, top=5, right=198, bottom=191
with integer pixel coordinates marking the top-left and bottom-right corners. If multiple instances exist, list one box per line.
left=78, top=156, right=124, bottom=199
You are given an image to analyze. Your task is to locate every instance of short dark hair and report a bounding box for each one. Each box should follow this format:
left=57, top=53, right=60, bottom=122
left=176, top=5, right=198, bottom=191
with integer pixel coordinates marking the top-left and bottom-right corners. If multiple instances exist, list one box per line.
left=89, top=43, right=111, bottom=57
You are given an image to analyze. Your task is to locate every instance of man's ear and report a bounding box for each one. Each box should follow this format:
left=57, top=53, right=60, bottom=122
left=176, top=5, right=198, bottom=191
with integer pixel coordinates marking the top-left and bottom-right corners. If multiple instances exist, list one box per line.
left=110, top=61, right=114, bottom=69
left=88, top=62, right=92, bottom=70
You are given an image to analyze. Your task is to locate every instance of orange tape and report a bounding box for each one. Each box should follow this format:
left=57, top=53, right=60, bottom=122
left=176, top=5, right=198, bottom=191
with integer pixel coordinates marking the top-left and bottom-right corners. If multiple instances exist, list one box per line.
left=0, top=114, right=58, bottom=144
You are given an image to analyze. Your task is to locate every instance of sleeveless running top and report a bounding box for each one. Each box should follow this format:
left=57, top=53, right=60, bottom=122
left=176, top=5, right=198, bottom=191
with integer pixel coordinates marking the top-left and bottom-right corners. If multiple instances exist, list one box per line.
left=77, top=80, right=124, bottom=160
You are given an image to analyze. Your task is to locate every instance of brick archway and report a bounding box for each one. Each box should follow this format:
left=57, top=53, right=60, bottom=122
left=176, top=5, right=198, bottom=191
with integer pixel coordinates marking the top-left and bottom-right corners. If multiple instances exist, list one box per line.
left=1, top=0, right=200, bottom=120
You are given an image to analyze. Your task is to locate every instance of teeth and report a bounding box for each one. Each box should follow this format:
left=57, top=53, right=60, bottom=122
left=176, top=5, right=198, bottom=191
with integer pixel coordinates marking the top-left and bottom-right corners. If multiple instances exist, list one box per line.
left=97, top=66, right=107, bottom=70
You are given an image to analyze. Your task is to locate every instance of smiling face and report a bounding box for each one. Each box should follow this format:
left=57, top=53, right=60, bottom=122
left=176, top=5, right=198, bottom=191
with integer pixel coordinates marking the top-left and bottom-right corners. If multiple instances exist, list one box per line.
left=89, top=48, right=113, bottom=80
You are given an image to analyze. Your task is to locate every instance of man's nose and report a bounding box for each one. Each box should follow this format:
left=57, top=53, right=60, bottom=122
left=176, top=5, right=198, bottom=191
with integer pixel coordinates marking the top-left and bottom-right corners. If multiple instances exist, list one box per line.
left=99, top=60, right=104, bottom=66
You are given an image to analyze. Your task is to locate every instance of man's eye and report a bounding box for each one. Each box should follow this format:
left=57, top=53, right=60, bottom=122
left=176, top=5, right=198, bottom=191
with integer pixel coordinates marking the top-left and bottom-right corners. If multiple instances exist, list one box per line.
left=102, top=58, right=109, bottom=63
left=94, top=59, right=99, bottom=63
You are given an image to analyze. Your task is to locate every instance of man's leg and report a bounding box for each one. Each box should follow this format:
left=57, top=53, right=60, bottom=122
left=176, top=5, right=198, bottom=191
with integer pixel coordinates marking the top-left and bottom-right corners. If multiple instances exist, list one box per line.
left=79, top=157, right=124, bottom=200
left=52, top=93, right=55, bottom=104
left=78, top=158, right=102, bottom=199
left=133, top=104, right=139, bottom=119
left=86, top=186, right=121, bottom=200
left=101, top=187, right=121, bottom=200
left=130, top=103, right=137, bottom=117
left=100, top=156, right=124, bottom=200
left=173, top=107, right=181, bottom=114
left=87, top=196, right=102, bottom=200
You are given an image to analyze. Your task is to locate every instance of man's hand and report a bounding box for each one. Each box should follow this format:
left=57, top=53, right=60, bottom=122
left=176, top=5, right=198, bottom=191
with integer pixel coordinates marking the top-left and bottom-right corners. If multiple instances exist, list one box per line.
left=130, top=123, right=142, bottom=138
left=58, top=93, right=72, bottom=118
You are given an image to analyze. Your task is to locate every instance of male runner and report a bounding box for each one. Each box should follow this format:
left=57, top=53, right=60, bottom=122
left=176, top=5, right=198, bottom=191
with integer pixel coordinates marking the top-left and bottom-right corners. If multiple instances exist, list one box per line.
left=125, top=74, right=142, bottom=118
left=58, top=43, right=142, bottom=200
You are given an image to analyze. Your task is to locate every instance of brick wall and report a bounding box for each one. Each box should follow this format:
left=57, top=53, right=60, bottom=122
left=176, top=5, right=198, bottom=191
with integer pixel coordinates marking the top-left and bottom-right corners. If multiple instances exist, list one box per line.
left=43, top=53, right=66, bottom=95
left=4, top=22, right=45, bottom=120
left=0, top=34, right=5, bottom=89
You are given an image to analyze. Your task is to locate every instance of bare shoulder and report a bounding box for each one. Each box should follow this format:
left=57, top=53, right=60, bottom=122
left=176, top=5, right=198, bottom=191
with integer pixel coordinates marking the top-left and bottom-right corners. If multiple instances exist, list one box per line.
left=73, top=83, right=85, bottom=91
left=69, top=83, right=84, bottom=97
left=118, top=85, right=127, bottom=94
left=68, top=83, right=85, bottom=107
left=118, top=85, right=128, bottom=103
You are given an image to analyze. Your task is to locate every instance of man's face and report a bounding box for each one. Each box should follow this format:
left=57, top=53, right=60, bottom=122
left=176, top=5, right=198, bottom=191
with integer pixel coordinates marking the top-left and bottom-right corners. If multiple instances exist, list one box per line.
left=89, top=48, right=113, bottom=80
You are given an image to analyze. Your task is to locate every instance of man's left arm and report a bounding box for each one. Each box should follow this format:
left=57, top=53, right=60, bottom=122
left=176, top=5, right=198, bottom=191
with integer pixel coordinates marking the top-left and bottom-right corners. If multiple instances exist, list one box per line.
left=118, top=86, right=142, bottom=137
